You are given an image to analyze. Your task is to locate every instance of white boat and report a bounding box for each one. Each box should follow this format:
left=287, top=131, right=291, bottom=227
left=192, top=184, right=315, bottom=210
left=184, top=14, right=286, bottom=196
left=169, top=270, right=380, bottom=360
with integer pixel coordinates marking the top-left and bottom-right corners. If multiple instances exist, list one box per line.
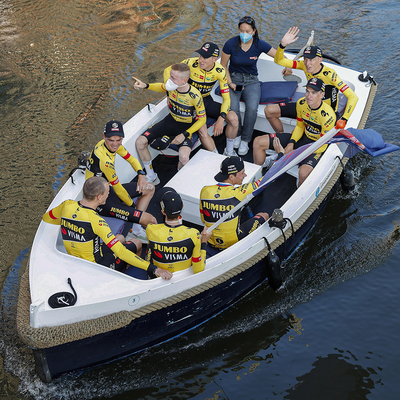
left=17, top=50, right=379, bottom=382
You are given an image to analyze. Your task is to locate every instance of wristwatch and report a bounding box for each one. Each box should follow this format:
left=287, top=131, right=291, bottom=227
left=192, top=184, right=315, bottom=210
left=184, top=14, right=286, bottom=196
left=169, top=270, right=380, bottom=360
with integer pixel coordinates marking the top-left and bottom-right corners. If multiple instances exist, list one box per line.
left=137, top=169, right=146, bottom=175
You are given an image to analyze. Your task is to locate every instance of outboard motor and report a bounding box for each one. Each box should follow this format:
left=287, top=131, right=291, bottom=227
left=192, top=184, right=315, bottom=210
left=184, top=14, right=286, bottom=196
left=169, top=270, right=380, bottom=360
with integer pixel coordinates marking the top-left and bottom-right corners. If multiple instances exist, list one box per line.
left=264, top=237, right=282, bottom=291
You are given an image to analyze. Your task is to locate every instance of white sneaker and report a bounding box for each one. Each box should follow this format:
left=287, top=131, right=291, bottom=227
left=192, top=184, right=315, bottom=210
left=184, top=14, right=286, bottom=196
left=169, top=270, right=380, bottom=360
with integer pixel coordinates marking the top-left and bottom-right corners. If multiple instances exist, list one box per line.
left=233, top=136, right=241, bottom=149
left=145, top=173, right=160, bottom=186
left=126, top=226, right=148, bottom=244
left=223, top=148, right=238, bottom=157
left=238, top=141, right=249, bottom=156
left=262, top=154, right=278, bottom=169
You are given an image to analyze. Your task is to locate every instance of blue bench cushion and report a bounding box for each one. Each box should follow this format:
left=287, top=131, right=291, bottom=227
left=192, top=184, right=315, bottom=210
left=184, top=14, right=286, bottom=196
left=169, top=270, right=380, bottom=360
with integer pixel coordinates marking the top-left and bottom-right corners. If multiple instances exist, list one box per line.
left=215, top=81, right=298, bottom=104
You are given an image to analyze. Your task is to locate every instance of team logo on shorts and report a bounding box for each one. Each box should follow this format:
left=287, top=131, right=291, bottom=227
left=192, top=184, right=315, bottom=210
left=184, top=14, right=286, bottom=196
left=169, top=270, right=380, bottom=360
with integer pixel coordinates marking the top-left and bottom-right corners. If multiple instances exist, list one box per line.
left=134, top=210, right=141, bottom=218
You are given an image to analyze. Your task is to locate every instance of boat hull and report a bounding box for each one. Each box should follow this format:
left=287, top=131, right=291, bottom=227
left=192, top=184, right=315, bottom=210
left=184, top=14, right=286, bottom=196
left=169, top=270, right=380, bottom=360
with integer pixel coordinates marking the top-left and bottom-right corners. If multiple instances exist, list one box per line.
left=33, top=189, right=333, bottom=381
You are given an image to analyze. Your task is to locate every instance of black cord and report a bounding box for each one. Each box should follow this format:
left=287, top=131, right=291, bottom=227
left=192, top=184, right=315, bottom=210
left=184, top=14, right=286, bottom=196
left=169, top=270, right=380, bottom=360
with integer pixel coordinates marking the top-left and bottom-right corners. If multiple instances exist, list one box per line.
left=48, top=278, right=77, bottom=308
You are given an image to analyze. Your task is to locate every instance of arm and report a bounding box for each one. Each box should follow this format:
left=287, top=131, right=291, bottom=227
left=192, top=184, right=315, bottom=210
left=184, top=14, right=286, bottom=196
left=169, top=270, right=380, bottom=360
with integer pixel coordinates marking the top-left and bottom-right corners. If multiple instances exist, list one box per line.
left=213, top=68, right=231, bottom=135
left=338, top=82, right=359, bottom=123
left=132, top=76, right=167, bottom=92
left=186, top=95, right=206, bottom=138
left=95, top=219, right=172, bottom=279
left=191, top=227, right=212, bottom=274
left=42, top=201, right=66, bottom=225
left=220, top=51, right=236, bottom=91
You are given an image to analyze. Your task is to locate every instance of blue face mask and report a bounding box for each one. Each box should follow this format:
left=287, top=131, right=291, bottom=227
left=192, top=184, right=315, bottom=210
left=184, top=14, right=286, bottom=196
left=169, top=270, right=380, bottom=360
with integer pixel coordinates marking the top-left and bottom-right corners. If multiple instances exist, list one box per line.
left=240, top=32, right=253, bottom=44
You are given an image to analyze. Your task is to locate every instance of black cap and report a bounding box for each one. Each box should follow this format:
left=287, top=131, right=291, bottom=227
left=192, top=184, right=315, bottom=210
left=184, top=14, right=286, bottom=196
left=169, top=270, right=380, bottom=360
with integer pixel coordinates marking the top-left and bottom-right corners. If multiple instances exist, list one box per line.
left=196, top=42, right=220, bottom=58
left=214, top=156, right=245, bottom=182
left=104, top=120, right=124, bottom=138
left=160, top=189, right=183, bottom=218
left=304, top=77, right=325, bottom=92
left=303, top=45, right=322, bottom=59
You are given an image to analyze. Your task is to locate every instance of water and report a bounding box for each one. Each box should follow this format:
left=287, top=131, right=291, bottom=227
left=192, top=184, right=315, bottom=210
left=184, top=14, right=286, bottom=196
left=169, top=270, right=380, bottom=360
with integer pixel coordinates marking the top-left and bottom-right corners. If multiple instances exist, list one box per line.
left=1, top=0, right=400, bottom=398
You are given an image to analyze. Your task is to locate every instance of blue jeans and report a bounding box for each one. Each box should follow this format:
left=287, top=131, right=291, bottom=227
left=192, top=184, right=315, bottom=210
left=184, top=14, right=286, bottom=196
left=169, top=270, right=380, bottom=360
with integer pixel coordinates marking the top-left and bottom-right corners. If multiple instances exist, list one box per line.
left=229, top=72, right=260, bottom=143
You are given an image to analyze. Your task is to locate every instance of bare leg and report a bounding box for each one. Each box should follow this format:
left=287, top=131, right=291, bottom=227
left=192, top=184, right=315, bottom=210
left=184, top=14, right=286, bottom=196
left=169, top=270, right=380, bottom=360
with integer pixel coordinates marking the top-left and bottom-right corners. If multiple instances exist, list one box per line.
left=136, top=135, right=151, bottom=163
left=264, top=104, right=284, bottom=133
left=225, top=110, right=239, bottom=139
left=198, top=125, right=216, bottom=151
left=253, top=134, right=271, bottom=165
left=298, top=164, right=313, bottom=187
left=178, top=145, right=191, bottom=170
left=136, top=183, right=155, bottom=213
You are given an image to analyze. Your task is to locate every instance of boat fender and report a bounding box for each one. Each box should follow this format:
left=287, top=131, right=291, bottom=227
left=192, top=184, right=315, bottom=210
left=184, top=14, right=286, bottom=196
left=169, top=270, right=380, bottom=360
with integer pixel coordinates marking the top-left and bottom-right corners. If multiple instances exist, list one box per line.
left=68, top=151, right=91, bottom=184
left=48, top=278, right=77, bottom=308
left=340, top=169, right=355, bottom=191
left=263, top=238, right=282, bottom=291
left=336, top=156, right=355, bottom=191
left=268, top=209, right=294, bottom=265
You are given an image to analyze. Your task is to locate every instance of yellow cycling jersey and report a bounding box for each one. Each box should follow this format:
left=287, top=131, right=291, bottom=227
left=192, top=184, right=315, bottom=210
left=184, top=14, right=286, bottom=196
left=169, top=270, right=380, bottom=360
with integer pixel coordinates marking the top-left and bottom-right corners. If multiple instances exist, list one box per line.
left=200, top=180, right=261, bottom=249
left=164, top=58, right=230, bottom=115
left=42, top=200, right=150, bottom=271
left=85, top=139, right=142, bottom=207
left=291, top=97, right=336, bottom=153
left=275, top=45, right=358, bottom=121
left=147, top=82, right=206, bottom=138
left=146, top=223, right=206, bottom=273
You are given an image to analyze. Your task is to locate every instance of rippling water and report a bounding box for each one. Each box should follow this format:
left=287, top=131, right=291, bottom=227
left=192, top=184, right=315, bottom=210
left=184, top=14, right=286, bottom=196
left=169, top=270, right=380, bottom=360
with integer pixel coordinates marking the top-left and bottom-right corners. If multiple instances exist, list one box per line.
left=1, top=0, right=400, bottom=398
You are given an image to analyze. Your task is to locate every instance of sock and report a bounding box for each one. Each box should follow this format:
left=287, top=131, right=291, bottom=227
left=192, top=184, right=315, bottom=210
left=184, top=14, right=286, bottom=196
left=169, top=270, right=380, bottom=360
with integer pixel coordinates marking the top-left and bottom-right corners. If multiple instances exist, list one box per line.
left=143, top=161, right=156, bottom=179
left=226, top=138, right=234, bottom=152
left=130, top=223, right=143, bottom=235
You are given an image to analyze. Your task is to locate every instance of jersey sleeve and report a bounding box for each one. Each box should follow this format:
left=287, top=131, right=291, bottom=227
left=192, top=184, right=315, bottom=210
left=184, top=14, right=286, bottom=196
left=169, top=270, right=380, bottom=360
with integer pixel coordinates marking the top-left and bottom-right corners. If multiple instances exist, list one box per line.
left=217, top=65, right=231, bottom=115
left=290, top=99, right=306, bottom=142
left=274, top=45, right=298, bottom=69
left=186, top=92, right=206, bottom=137
left=42, top=201, right=69, bottom=224
left=335, top=78, right=359, bottom=121
left=99, top=156, right=134, bottom=207
left=147, top=82, right=167, bottom=92
left=92, top=215, right=150, bottom=271
left=116, top=145, right=142, bottom=172
left=191, top=230, right=206, bottom=274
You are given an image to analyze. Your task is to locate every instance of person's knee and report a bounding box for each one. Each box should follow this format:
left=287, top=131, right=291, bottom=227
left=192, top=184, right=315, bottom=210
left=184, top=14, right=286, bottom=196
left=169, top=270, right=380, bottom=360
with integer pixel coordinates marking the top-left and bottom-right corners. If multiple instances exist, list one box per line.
left=136, top=135, right=148, bottom=150
left=198, top=125, right=209, bottom=138
left=140, top=211, right=157, bottom=226
left=264, top=104, right=279, bottom=119
left=253, top=135, right=270, bottom=151
left=298, top=166, right=312, bottom=185
left=179, top=151, right=190, bottom=166
left=226, top=111, right=239, bottom=127
left=141, top=182, right=155, bottom=196
left=257, top=212, right=269, bottom=222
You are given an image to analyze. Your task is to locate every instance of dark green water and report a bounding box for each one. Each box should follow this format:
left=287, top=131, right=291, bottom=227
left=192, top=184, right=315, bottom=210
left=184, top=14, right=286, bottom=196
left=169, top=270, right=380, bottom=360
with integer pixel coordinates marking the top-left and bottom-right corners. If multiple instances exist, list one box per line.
left=1, top=0, right=400, bottom=398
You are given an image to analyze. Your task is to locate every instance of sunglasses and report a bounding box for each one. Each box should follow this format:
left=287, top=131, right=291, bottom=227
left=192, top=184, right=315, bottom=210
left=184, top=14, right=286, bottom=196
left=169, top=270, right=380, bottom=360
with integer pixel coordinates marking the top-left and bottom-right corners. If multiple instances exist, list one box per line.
left=239, top=17, right=255, bottom=25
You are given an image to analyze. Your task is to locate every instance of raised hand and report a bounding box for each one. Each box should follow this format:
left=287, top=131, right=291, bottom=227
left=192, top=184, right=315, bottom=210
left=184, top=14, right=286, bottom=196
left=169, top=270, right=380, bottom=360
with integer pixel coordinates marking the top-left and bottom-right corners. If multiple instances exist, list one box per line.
left=281, top=26, right=300, bottom=47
